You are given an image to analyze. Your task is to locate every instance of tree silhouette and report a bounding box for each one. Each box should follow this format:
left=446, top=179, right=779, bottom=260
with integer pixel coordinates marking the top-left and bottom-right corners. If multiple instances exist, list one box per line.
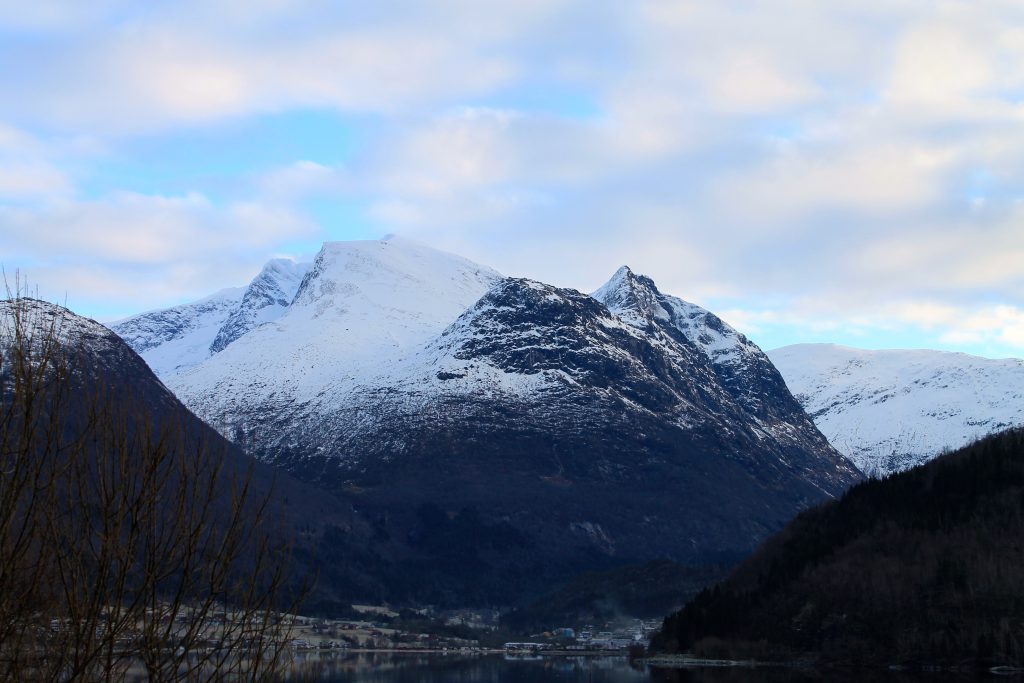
left=0, top=289, right=299, bottom=681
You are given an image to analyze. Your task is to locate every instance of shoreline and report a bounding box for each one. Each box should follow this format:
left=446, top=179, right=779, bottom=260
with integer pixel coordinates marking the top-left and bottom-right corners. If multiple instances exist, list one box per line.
left=641, top=654, right=1024, bottom=675
left=641, top=655, right=766, bottom=669
left=295, top=647, right=632, bottom=657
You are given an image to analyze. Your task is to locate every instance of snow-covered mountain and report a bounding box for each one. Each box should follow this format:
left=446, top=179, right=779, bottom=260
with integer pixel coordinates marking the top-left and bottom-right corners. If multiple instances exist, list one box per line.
left=768, top=343, right=1024, bottom=477
left=109, top=257, right=309, bottom=377
left=128, top=237, right=859, bottom=584
left=169, top=238, right=502, bottom=428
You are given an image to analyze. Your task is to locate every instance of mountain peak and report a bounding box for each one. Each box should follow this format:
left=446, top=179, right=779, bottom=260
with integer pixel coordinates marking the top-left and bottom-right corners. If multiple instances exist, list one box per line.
left=592, top=265, right=669, bottom=329
left=208, top=257, right=309, bottom=354
left=261, top=256, right=303, bottom=275
left=292, top=238, right=501, bottom=313
left=170, top=239, right=503, bottom=412
left=609, top=264, right=634, bottom=281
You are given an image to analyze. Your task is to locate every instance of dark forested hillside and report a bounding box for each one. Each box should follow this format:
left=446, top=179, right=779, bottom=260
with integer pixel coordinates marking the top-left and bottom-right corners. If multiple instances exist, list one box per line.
left=652, top=427, right=1024, bottom=666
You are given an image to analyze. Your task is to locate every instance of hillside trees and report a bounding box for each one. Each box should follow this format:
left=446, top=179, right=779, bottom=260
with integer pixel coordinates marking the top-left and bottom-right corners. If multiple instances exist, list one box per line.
left=652, top=427, right=1024, bottom=666
left=0, top=293, right=298, bottom=681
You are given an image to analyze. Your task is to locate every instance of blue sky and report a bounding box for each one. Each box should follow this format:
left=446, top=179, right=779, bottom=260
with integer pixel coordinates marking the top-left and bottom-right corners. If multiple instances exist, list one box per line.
left=1, top=0, right=1023, bottom=357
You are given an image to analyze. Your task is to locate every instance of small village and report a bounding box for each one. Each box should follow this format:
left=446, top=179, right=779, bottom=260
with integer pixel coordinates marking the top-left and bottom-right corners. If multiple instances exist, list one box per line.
left=284, top=605, right=659, bottom=656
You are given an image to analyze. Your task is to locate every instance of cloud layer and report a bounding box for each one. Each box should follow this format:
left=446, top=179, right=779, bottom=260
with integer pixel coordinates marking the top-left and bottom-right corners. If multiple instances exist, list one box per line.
left=1, top=0, right=1022, bottom=355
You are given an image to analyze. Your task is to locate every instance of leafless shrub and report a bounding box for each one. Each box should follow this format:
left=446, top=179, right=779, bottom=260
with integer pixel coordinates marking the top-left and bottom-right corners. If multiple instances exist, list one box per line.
left=0, top=285, right=300, bottom=682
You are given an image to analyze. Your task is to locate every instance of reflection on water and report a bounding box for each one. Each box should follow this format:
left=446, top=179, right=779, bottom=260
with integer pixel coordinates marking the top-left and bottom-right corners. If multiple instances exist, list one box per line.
left=650, top=666, right=990, bottom=683
left=283, top=652, right=994, bottom=683
left=285, top=652, right=647, bottom=682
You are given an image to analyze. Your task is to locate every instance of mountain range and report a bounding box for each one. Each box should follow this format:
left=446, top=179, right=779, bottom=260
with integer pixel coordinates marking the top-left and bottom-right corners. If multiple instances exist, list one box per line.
left=110, top=237, right=859, bottom=605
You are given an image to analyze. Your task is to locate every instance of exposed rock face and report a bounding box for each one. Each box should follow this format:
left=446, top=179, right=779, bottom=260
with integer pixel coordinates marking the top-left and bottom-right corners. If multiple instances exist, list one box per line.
left=264, top=274, right=859, bottom=570
left=593, top=267, right=834, bottom=458
left=155, top=242, right=857, bottom=592
left=209, top=258, right=308, bottom=354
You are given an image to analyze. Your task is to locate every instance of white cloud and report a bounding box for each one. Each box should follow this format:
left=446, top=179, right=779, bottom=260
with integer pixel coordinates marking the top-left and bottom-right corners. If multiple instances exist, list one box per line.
left=716, top=298, right=1024, bottom=357
left=0, top=191, right=317, bottom=314
left=940, top=306, right=1024, bottom=349
left=0, top=163, right=72, bottom=199
left=377, top=109, right=522, bottom=199
left=0, top=122, right=78, bottom=200
left=886, top=25, right=993, bottom=107
left=709, top=52, right=822, bottom=115
left=1, top=192, right=314, bottom=263
left=0, top=123, right=39, bottom=153
left=711, top=142, right=955, bottom=221
left=257, top=161, right=349, bottom=199
left=3, top=1, right=1024, bottom=356
left=851, top=214, right=1024, bottom=296
left=0, top=2, right=574, bottom=133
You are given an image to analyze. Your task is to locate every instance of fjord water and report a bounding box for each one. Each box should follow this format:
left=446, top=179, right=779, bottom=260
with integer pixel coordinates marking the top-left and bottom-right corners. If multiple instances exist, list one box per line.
left=284, top=653, right=986, bottom=682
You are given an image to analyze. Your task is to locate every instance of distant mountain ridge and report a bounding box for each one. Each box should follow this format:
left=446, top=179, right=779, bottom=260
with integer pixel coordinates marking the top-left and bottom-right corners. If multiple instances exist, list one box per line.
left=111, top=288, right=243, bottom=378
left=110, top=257, right=309, bottom=377
left=769, top=343, right=1024, bottom=477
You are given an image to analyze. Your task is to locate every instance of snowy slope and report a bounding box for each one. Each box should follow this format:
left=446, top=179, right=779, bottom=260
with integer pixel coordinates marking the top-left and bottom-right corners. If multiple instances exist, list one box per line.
left=109, top=288, right=244, bottom=378
left=111, top=257, right=309, bottom=377
left=769, top=343, right=1024, bottom=476
left=169, top=237, right=503, bottom=429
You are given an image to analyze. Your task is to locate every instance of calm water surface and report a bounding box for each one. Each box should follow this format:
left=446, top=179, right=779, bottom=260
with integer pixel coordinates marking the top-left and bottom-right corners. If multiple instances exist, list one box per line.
left=283, top=652, right=999, bottom=682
